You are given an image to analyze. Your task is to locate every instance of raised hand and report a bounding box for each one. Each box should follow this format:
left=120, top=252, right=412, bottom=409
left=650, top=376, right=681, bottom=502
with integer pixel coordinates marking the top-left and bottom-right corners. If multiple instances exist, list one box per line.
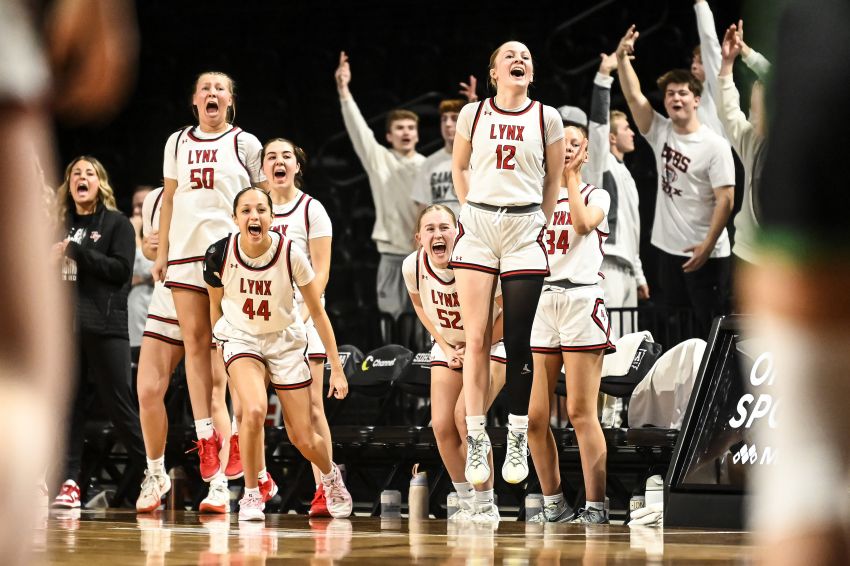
left=616, top=25, right=639, bottom=61
left=334, top=51, right=351, bottom=93
left=566, top=138, right=588, bottom=175
left=721, top=24, right=742, bottom=63
left=459, top=75, right=478, bottom=102
left=598, top=51, right=618, bottom=75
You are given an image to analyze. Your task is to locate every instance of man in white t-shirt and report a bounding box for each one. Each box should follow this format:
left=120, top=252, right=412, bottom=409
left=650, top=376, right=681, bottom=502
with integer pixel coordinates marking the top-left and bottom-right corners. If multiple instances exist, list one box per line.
left=616, top=26, right=735, bottom=339
left=335, top=51, right=425, bottom=319
left=412, top=99, right=467, bottom=217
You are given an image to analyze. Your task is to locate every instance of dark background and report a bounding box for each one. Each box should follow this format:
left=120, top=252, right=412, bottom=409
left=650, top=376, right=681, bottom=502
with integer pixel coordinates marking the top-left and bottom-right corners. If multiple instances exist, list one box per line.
left=55, top=0, right=772, bottom=346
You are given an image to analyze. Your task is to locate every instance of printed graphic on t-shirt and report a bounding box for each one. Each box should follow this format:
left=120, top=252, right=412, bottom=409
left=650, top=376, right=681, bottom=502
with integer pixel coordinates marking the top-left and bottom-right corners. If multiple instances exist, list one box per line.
left=661, top=142, right=690, bottom=198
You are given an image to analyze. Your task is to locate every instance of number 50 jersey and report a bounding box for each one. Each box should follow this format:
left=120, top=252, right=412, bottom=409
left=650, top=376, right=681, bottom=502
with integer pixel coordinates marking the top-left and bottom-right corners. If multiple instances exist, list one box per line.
left=204, top=231, right=315, bottom=334
left=402, top=248, right=501, bottom=347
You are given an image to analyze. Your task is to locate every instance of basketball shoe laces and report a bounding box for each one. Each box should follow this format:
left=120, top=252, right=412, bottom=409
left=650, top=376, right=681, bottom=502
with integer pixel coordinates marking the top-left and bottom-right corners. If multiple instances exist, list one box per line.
left=505, top=430, right=528, bottom=468
left=466, top=434, right=490, bottom=472
left=325, top=470, right=345, bottom=505
left=187, top=437, right=218, bottom=471
left=139, top=471, right=162, bottom=499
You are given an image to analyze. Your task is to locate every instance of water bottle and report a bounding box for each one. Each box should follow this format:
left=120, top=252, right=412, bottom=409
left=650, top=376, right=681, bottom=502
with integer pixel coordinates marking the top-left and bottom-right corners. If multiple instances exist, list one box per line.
left=446, top=492, right=459, bottom=518
left=167, top=467, right=186, bottom=510
left=380, top=490, right=402, bottom=518
left=408, top=464, right=429, bottom=520
left=525, top=493, right=544, bottom=521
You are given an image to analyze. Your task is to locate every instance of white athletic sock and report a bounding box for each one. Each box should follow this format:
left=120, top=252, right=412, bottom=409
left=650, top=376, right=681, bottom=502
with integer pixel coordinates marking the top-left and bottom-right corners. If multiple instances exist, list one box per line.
left=231, top=414, right=239, bottom=435
left=465, top=415, right=486, bottom=434
left=474, top=489, right=494, bottom=504
left=194, top=418, right=214, bottom=440
left=452, top=481, right=474, bottom=499
left=586, top=500, right=604, bottom=511
left=210, top=473, right=227, bottom=488
left=257, top=468, right=268, bottom=482
left=508, top=413, right=529, bottom=431
left=543, top=493, right=564, bottom=506
left=146, top=455, right=166, bottom=476
left=244, top=486, right=260, bottom=498
left=320, top=465, right=336, bottom=485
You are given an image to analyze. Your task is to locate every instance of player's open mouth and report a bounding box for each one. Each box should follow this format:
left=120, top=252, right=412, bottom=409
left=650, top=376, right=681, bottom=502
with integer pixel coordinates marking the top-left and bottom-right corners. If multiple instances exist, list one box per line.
left=206, top=101, right=219, bottom=113
left=76, top=183, right=89, bottom=196
left=273, top=167, right=286, bottom=181
left=510, top=66, right=526, bottom=78
left=432, top=241, right=447, bottom=255
left=248, top=224, right=262, bottom=236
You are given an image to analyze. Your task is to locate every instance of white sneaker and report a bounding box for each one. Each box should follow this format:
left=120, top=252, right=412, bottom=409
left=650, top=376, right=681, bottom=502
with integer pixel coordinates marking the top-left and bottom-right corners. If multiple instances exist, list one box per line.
left=238, top=491, right=265, bottom=521
left=502, top=428, right=529, bottom=484
left=471, top=501, right=501, bottom=525
left=200, top=482, right=230, bottom=514
left=136, top=471, right=171, bottom=513
left=321, top=464, right=353, bottom=518
left=448, top=495, right=475, bottom=522
left=464, top=432, right=491, bottom=485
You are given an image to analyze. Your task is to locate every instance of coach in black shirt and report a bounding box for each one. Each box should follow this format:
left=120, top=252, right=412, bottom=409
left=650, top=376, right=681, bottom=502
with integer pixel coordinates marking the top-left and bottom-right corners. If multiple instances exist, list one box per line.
left=51, top=156, right=145, bottom=508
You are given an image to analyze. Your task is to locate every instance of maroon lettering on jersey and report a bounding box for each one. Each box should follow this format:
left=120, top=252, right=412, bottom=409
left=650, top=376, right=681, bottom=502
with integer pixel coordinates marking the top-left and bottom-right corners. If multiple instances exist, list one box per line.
left=270, top=224, right=289, bottom=236
left=431, top=289, right=459, bottom=307
left=489, top=124, right=526, bottom=141
left=239, top=277, right=272, bottom=296
left=187, top=148, right=219, bottom=165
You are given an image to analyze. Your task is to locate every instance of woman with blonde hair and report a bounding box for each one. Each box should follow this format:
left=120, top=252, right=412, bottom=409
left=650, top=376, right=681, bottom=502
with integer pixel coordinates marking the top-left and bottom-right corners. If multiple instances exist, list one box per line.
left=51, top=156, right=145, bottom=508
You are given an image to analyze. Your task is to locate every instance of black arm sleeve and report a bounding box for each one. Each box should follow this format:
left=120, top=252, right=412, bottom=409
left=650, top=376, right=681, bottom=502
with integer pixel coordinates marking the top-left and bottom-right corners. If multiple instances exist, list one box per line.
left=203, top=237, right=229, bottom=288
left=589, top=81, right=610, bottom=126
left=65, top=214, right=135, bottom=285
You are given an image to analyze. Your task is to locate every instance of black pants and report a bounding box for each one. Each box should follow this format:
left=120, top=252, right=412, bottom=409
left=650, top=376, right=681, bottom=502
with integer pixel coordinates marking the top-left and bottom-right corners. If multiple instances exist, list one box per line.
left=64, top=332, right=146, bottom=497
left=655, top=248, right=731, bottom=339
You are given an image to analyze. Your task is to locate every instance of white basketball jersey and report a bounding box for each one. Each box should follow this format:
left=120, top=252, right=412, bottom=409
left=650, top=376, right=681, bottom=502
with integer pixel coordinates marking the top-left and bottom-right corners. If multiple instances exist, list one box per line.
left=216, top=232, right=315, bottom=334
left=140, top=187, right=177, bottom=320
left=402, top=249, right=500, bottom=347
left=458, top=98, right=564, bottom=207
left=168, top=126, right=255, bottom=262
left=544, top=183, right=611, bottom=285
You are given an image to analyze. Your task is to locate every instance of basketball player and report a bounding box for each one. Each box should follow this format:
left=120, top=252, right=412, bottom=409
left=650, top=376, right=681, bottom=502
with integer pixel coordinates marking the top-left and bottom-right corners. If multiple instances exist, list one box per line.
left=412, top=77, right=479, bottom=217
left=617, top=26, right=735, bottom=339
left=263, top=137, right=336, bottom=517
left=334, top=51, right=425, bottom=320
left=450, top=40, right=566, bottom=486
left=584, top=51, right=648, bottom=338
left=402, top=204, right=507, bottom=524
left=151, top=71, right=264, bottom=512
left=527, top=128, right=613, bottom=525
left=135, top=188, right=275, bottom=513
left=744, top=1, right=850, bottom=563
left=204, top=187, right=352, bottom=522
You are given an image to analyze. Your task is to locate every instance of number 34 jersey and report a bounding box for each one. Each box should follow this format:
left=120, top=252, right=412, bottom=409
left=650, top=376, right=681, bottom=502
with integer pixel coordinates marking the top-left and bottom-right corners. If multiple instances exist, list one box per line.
left=163, top=125, right=262, bottom=263
left=544, top=183, right=611, bottom=285
left=402, top=249, right=501, bottom=347
left=204, top=231, right=315, bottom=335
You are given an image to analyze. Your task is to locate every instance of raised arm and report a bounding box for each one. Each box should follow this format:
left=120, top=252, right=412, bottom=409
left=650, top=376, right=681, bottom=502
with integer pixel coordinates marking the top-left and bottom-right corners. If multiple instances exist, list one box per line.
left=586, top=52, right=617, bottom=188
left=335, top=51, right=386, bottom=173
left=616, top=26, right=655, bottom=135
left=718, top=24, right=757, bottom=159
left=736, top=20, right=772, bottom=80
left=564, top=139, right=605, bottom=235
left=694, top=0, right=722, bottom=101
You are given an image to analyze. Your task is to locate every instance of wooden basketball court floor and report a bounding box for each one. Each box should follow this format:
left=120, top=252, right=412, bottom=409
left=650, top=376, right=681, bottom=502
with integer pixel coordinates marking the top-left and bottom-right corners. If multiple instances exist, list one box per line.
left=34, top=509, right=756, bottom=564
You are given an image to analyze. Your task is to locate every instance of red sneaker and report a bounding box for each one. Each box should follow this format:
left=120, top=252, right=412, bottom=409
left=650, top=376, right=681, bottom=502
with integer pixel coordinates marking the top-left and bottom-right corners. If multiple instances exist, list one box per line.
left=52, top=480, right=81, bottom=509
left=188, top=430, right=222, bottom=482
left=309, top=484, right=331, bottom=517
left=258, top=474, right=278, bottom=504
left=225, top=433, right=243, bottom=480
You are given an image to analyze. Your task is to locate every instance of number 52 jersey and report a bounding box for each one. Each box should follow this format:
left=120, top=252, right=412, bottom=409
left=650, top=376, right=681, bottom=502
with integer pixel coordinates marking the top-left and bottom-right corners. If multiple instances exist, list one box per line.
left=204, top=231, right=315, bottom=335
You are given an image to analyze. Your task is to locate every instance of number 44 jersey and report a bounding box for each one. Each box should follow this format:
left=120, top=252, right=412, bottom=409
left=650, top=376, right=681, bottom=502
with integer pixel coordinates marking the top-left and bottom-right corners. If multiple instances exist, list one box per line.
left=544, top=184, right=611, bottom=285
left=204, top=231, right=315, bottom=335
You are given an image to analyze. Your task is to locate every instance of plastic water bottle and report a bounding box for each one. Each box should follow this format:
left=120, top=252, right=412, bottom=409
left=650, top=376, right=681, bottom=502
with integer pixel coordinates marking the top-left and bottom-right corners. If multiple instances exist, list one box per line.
left=525, top=493, right=544, bottom=521
left=446, top=492, right=458, bottom=518
left=408, top=464, right=429, bottom=520
left=381, top=490, right=402, bottom=518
